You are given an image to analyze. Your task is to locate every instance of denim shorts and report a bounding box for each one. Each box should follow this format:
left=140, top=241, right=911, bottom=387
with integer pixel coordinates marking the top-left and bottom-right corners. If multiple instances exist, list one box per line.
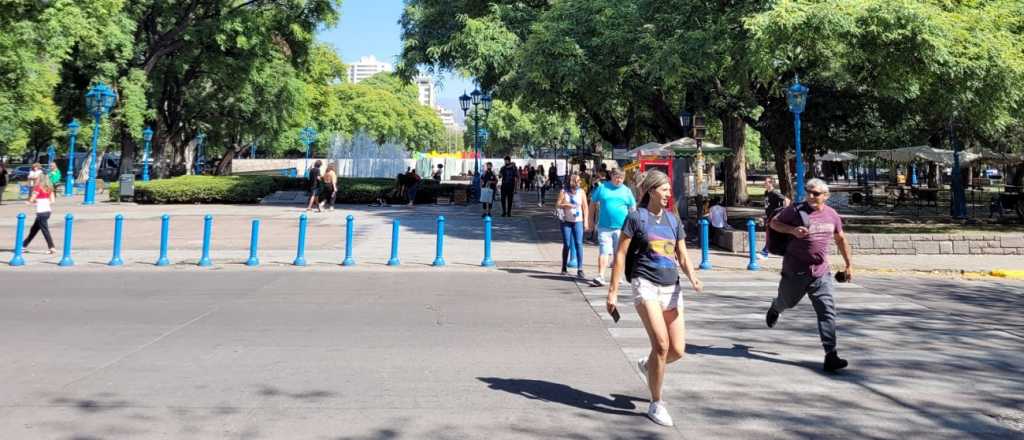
left=632, top=277, right=683, bottom=311
left=597, top=227, right=621, bottom=256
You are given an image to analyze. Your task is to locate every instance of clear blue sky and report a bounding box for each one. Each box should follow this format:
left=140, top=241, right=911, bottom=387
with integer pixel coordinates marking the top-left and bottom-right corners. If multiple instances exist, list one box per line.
left=316, top=0, right=474, bottom=110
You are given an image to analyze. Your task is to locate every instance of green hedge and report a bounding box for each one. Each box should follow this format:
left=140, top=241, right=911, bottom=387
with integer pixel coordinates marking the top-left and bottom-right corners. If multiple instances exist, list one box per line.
left=110, top=175, right=466, bottom=205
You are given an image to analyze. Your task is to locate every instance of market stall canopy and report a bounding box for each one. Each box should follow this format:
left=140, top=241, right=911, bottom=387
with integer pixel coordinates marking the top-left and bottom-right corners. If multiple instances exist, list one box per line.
left=626, top=142, right=668, bottom=157
left=879, top=145, right=979, bottom=165
left=967, top=147, right=1024, bottom=163
left=816, top=151, right=858, bottom=162
left=661, top=137, right=731, bottom=156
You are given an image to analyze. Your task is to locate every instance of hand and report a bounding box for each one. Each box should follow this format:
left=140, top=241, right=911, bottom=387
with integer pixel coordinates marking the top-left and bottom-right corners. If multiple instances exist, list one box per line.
left=845, top=266, right=854, bottom=281
left=606, top=294, right=618, bottom=316
left=689, top=277, right=703, bottom=293
left=792, top=226, right=810, bottom=238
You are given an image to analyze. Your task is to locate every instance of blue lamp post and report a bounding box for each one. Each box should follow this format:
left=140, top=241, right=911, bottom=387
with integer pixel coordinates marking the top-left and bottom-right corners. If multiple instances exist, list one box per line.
left=300, top=127, right=317, bottom=178
left=786, top=77, right=809, bottom=202
left=141, top=126, right=153, bottom=182
left=83, top=82, right=117, bottom=205
left=460, top=88, right=491, bottom=201
left=193, top=131, right=206, bottom=175
left=65, top=119, right=80, bottom=197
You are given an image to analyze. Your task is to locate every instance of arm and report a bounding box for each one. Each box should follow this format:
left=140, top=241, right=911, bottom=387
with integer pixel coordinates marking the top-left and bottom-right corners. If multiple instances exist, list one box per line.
left=770, top=212, right=809, bottom=238
left=589, top=201, right=599, bottom=231
left=834, top=230, right=854, bottom=279
left=581, top=196, right=590, bottom=231
left=675, top=239, right=702, bottom=292
left=606, top=234, right=631, bottom=314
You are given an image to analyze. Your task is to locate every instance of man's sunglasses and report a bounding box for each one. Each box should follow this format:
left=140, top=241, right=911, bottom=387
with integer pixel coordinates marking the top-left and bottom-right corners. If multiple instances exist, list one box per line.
left=806, top=189, right=828, bottom=197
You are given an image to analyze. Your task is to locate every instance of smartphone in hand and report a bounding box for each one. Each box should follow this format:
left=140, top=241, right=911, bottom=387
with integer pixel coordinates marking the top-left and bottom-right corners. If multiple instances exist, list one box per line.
left=610, top=306, right=621, bottom=323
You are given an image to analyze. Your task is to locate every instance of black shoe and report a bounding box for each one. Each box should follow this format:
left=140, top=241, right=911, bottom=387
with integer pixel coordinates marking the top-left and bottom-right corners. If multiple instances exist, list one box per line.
left=766, top=307, right=779, bottom=328
left=560, top=270, right=569, bottom=276
left=576, top=271, right=586, bottom=280
left=824, top=351, right=848, bottom=372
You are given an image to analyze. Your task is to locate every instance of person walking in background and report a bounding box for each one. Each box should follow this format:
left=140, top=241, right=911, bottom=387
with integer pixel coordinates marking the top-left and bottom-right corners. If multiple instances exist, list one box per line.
left=589, top=169, right=636, bottom=286
left=499, top=156, right=518, bottom=217
left=548, top=163, right=560, bottom=192
left=0, top=163, right=8, bottom=205
left=48, top=162, right=61, bottom=189
left=322, top=164, right=338, bottom=211
left=760, top=176, right=789, bottom=257
left=406, top=168, right=422, bottom=207
left=27, top=162, right=43, bottom=185
left=606, top=170, right=702, bottom=427
left=306, top=160, right=323, bottom=212
left=557, top=173, right=589, bottom=279
left=767, top=178, right=853, bottom=373
left=22, top=174, right=57, bottom=254
left=527, top=165, right=536, bottom=192
left=480, top=162, right=497, bottom=217
left=432, top=164, right=443, bottom=182
left=535, top=164, right=547, bottom=207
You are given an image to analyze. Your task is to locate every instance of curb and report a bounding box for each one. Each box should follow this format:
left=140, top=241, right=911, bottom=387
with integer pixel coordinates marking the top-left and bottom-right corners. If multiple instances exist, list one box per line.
left=990, top=269, right=1024, bottom=280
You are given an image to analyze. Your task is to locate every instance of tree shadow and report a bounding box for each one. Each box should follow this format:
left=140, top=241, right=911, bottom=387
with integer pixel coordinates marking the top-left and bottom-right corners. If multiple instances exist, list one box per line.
left=477, top=377, right=646, bottom=417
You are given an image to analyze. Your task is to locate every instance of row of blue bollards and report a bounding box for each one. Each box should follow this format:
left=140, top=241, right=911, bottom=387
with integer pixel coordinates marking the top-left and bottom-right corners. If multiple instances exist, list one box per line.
left=696, top=218, right=763, bottom=272
left=8, top=213, right=498, bottom=268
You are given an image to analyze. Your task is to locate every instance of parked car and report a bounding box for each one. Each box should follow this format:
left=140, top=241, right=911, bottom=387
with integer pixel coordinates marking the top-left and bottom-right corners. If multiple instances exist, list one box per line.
left=9, top=166, right=31, bottom=181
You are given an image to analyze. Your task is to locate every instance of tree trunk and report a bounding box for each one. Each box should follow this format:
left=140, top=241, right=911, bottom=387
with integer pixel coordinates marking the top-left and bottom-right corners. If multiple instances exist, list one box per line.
left=118, top=123, right=138, bottom=178
left=721, top=115, right=748, bottom=206
left=215, top=144, right=243, bottom=176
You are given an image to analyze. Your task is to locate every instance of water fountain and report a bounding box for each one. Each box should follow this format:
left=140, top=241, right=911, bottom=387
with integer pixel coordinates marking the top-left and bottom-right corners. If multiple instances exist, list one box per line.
left=327, top=130, right=412, bottom=178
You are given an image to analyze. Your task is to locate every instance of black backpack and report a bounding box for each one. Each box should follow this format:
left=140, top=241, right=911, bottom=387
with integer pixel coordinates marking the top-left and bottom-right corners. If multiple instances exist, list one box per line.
left=766, top=203, right=811, bottom=256
left=624, top=208, right=679, bottom=282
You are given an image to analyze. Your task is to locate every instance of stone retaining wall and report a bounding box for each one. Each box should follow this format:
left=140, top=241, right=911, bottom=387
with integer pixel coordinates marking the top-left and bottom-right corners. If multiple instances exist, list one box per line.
left=713, top=230, right=1024, bottom=255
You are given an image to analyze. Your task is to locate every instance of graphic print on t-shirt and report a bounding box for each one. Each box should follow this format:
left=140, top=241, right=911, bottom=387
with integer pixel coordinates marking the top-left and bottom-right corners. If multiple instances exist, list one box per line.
left=644, top=223, right=678, bottom=269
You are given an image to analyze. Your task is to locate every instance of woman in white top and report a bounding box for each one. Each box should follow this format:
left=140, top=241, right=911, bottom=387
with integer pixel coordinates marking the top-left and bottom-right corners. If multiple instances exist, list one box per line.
left=23, top=174, right=57, bottom=253
left=556, top=173, right=589, bottom=278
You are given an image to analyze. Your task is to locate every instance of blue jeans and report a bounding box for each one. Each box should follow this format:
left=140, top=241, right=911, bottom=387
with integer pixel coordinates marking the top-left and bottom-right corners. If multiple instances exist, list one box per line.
left=560, top=221, right=584, bottom=272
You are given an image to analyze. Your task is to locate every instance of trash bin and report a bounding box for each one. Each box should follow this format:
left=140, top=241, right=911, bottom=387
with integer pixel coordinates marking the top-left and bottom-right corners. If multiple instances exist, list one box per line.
left=119, top=173, right=135, bottom=201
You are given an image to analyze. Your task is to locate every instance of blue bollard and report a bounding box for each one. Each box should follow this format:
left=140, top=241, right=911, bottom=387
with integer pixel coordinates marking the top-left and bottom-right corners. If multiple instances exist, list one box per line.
left=432, top=216, right=446, bottom=267
left=9, top=213, right=26, bottom=266
left=58, top=213, right=74, bottom=267
left=342, top=215, right=355, bottom=266
left=246, top=219, right=260, bottom=267
left=387, top=218, right=400, bottom=266
left=108, top=214, right=124, bottom=266
left=481, top=215, right=495, bottom=267
left=699, top=218, right=712, bottom=270
left=746, top=218, right=760, bottom=271
left=198, top=214, right=212, bottom=267
left=293, top=214, right=308, bottom=266
left=156, top=214, right=170, bottom=266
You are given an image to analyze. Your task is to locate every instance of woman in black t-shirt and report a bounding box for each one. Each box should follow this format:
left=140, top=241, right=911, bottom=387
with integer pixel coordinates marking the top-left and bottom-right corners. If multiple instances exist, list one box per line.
left=606, top=170, right=702, bottom=427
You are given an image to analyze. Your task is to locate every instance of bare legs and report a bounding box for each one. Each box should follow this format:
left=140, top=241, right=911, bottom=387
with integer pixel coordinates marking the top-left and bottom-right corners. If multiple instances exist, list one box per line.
left=636, top=300, right=686, bottom=402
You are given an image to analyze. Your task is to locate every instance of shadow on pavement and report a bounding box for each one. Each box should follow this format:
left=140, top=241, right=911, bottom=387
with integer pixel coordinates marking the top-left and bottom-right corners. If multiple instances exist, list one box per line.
left=477, top=377, right=646, bottom=417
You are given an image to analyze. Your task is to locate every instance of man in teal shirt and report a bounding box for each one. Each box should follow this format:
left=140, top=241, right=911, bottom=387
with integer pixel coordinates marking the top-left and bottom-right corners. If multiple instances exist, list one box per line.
left=589, top=168, right=636, bottom=286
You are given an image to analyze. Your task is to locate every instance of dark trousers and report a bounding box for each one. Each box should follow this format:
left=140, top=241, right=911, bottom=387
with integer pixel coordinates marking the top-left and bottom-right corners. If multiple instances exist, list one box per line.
left=560, top=221, right=584, bottom=273
left=501, top=185, right=515, bottom=216
left=24, top=211, right=55, bottom=249
left=0, top=185, right=5, bottom=204
left=773, top=271, right=837, bottom=353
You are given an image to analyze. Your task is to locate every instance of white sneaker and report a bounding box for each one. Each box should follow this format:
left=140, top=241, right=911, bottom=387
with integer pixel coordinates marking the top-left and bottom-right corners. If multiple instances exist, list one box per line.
left=593, top=276, right=607, bottom=286
left=647, top=401, right=674, bottom=426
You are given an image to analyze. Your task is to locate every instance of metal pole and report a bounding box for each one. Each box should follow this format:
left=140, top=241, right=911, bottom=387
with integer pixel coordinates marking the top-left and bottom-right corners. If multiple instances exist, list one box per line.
left=433, top=216, right=446, bottom=267
left=246, top=219, right=260, bottom=266
left=84, top=115, right=100, bottom=205
left=65, top=128, right=77, bottom=196
left=387, top=218, right=401, bottom=266
left=699, top=218, right=712, bottom=270
left=108, top=214, right=124, bottom=266
left=142, top=136, right=151, bottom=182
left=293, top=213, right=308, bottom=266
left=58, top=213, right=75, bottom=267
left=482, top=215, right=495, bottom=267
left=794, top=112, right=806, bottom=202
left=198, top=214, right=213, bottom=267
left=9, top=213, right=26, bottom=266
left=304, top=140, right=311, bottom=178
left=156, top=214, right=170, bottom=266
left=746, top=218, right=760, bottom=271
left=342, top=215, right=356, bottom=266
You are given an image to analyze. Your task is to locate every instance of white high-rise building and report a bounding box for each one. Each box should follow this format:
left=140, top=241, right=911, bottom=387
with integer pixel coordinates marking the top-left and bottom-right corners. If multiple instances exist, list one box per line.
left=415, top=76, right=436, bottom=108
left=347, top=55, right=393, bottom=84
left=436, top=106, right=457, bottom=128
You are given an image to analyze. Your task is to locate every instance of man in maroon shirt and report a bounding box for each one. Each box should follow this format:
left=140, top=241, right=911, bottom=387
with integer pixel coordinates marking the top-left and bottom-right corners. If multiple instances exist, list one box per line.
left=767, top=178, right=854, bottom=372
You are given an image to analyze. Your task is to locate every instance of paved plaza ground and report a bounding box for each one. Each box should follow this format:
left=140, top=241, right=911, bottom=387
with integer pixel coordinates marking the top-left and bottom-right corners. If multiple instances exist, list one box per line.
left=1, top=197, right=1022, bottom=439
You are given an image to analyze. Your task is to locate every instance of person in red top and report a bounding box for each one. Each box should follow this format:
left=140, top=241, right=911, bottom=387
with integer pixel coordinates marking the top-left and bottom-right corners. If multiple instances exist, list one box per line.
left=767, top=178, right=853, bottom=372
left=23, top=175, right=57, bottom=253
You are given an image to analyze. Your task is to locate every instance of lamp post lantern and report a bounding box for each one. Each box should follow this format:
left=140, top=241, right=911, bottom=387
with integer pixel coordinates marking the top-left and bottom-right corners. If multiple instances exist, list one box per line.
left=142, top=126, right=153, bottom=182
left=65, top=119, right=80, bottom=197
left=300, top=127, right=317, bottom=178
left=786, top=76, right=809, bottom=202
left=193, top=131, right=206, bottom=175
left=83, top=82, right=117, bottom=205
left=460, top=88, right=491, bottom=201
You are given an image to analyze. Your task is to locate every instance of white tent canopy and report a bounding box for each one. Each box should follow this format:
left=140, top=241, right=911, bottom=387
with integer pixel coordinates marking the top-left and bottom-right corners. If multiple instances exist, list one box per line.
left=878, top=146, right=979, bottom=166
left=816, top=151, right=858, bottom=162
left=661, top=137, right=723, bottom=150
left=625, top=142, right=667, bottom=157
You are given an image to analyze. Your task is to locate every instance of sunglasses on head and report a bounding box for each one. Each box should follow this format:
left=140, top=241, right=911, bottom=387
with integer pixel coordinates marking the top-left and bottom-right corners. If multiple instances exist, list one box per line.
left=806, top=189, right=827, bottom=197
